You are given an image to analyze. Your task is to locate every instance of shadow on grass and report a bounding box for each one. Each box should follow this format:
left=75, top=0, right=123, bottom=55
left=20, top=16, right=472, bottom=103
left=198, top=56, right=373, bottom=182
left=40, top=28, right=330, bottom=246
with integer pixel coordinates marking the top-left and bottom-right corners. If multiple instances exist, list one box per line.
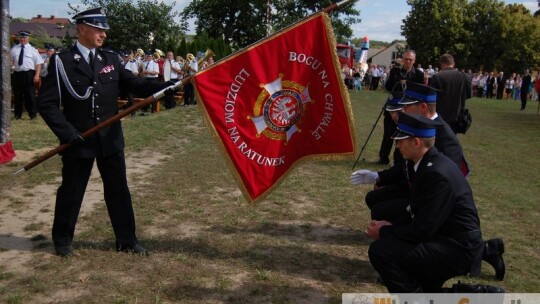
left=0, top=234, right=34, bottom=251
left=206, top=222, right=371, bottom=246
left=145, top=237, right=373, bottom=284
left=160, top=281, right=338, bottom=304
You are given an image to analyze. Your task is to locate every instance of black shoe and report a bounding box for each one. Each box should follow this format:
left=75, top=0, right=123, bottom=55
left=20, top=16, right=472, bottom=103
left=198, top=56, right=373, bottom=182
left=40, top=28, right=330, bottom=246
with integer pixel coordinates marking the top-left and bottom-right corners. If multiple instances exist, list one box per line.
left=484, top=238, right=505, bottom=281
left=375, top=275, right=385, bottom=286
left=447, top=281, right=505, bottom=293
left=55, top=245, right=73, bottom=257
left=116, top=242, right=149, bottom=256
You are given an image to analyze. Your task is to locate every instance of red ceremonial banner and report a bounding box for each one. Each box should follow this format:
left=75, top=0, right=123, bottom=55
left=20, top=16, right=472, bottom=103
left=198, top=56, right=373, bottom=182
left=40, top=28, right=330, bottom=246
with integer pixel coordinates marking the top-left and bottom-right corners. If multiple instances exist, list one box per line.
left=0, top=141, right=16, bottom=164
left=194, top=12, right=356, bottom=203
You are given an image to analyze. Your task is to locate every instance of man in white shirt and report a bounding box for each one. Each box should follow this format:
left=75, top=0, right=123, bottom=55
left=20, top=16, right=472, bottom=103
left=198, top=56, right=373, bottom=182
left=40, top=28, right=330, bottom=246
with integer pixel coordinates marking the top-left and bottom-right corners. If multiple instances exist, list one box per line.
left=370, top=64, right=381, bottom=91
left=142, top=52, right=160, bottom=113
left=163, top=51, right=183, bottom=109
left=10, top=30, right=43, bottom=119
left=143, top=53, right=159, bottom=80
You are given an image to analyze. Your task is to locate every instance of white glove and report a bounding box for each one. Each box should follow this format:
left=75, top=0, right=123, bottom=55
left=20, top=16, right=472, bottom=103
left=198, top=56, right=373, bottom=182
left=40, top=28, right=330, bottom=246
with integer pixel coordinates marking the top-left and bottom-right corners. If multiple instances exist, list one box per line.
left=350, top=169, right=379, bottom=185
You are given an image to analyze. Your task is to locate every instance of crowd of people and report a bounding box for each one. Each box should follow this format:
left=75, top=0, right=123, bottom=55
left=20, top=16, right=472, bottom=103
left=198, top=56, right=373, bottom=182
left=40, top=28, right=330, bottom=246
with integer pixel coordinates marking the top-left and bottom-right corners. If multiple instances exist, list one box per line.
left=10, top=29, right=214, bottom=119
left=342, top=59, right=540, bottom=112
left=117, top=47, right=212, bottom=115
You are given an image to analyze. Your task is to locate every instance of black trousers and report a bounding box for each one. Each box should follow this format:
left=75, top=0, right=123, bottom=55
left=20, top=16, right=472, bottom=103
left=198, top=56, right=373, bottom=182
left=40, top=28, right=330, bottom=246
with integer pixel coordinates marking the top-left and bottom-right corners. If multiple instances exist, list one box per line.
left=496, top=86, right=504, bottom=99
left=12, top=70, right=37, bottom=118
left=370, top=76, right=381, bottom=90
left=486, top=84, right=494, bottom=98
left=365, top=185, right=411, bottom=224
left=520, top=90, right=528, bottom=110
left=143, top=78, right=159, bottom=112
left=378, top=111, right=396, bottom=162
left=369, top=234, right=474, bottom=292
left=184, top=82, right=195, bottom=105
left=52, top=151, right=138, bottom=247
left=163, top=78, right=178, bottom=109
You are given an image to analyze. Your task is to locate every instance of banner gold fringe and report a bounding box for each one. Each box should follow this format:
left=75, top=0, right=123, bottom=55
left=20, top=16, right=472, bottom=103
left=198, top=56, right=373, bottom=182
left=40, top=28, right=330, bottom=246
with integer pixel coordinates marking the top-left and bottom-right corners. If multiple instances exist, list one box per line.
left=194, top=12, right=357, bottom=204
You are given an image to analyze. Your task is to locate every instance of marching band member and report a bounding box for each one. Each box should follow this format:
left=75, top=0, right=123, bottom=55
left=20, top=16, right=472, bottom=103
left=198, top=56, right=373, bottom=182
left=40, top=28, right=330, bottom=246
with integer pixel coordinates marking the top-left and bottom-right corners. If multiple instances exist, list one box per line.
left=163, top=51, right=182, bottom=109
left=183, top=53, right=198, bottom=106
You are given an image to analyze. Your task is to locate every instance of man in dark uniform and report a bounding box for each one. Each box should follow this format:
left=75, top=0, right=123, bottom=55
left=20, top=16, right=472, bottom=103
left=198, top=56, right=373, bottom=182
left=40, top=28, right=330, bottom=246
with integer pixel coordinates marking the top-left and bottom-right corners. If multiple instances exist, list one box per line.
left=376, top=50, right=424, bottom=165
left=352, top=82, right=505, bottom=280
left=367, top=113, right=483, bottom=292
left=352, top=82, right=469, bottom=222
left=38, top=7, right=172, bottom=257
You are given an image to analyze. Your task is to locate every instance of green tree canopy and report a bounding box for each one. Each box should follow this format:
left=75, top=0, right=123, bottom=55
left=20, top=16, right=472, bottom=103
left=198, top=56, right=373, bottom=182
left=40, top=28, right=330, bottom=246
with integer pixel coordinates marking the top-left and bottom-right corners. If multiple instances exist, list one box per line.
left=402, top=0, right=540, bottom=73
left=270, top=0, right=360, bottom=44
left=462, top=0, right=505, bottom=71
left=68, top=0, right=186, bottom=51
left=182, top=0, right=268, bottom=49
left=401, top=0, right=469, bottom=66
left=181, top=0, right=360, bottom=49
left=497, top=4, right=540, bottom=73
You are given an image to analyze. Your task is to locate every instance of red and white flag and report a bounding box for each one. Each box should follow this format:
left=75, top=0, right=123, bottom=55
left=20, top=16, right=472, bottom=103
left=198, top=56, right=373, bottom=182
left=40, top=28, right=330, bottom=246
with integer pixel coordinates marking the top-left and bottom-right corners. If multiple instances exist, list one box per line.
left=194, top=12, right=356, bottom=203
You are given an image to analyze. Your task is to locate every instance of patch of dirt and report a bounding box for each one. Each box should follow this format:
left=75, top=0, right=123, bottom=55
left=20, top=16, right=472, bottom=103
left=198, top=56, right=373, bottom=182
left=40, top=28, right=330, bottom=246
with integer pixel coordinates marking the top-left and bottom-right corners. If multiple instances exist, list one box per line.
left=0, top=148, right=171, bottom=274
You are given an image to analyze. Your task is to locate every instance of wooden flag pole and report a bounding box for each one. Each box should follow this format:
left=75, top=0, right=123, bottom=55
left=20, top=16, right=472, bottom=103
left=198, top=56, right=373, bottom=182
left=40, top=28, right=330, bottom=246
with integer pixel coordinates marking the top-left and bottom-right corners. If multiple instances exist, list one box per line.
left=13, top=76, right=191, bottom=175
left=14, top=0, right=358, bottom=175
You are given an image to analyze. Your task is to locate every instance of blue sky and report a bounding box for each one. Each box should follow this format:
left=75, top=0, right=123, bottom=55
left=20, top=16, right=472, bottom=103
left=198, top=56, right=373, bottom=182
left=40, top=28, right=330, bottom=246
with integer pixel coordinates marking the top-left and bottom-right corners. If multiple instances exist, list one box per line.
left=9, top=0, right=539, bottom=42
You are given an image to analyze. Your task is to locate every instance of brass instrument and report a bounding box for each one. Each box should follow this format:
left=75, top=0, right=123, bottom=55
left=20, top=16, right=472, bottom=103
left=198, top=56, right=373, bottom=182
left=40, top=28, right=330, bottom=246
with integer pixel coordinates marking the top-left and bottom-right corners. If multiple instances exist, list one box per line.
left=197, top=49, right=215, bottom=67
left=154, top=49, right=165, bottom=59
left=182, top=49, right=214, bottom=76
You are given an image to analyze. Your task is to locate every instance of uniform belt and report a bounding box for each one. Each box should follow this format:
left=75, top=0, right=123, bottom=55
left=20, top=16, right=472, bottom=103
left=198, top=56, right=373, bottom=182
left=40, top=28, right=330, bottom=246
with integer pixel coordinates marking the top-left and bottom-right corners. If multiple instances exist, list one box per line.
left=448, top=229, right=482, bottom=241
left=15, top=70, right=35, bottom=73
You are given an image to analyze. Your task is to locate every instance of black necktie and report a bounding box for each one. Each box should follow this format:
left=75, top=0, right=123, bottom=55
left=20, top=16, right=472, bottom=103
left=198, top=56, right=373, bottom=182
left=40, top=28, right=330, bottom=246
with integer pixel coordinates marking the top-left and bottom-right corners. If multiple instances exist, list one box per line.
left=18, top=45, right=25, bottom=66
left=88, top=51, right=94, bottom=69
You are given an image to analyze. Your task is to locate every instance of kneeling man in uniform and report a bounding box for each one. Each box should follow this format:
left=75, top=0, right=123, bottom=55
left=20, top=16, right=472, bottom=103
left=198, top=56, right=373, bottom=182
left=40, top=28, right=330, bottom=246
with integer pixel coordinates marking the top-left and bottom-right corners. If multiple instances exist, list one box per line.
left=366, top=112, right=483, bottom=292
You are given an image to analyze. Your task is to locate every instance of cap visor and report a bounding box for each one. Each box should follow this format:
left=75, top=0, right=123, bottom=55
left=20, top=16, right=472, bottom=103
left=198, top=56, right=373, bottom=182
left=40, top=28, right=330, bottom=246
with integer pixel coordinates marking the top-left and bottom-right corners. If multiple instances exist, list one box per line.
left=386, top=105, right=403, bottom=111
left=398, top=97, right=420, bottom=105
left=391, top=129, right=412, bottom=140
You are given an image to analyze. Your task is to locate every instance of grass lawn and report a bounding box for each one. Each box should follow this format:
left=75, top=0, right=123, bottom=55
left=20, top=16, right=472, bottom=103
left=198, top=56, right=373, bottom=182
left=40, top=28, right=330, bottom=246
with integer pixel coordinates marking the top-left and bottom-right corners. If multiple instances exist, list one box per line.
left=0, top=90, right=539, bottom=303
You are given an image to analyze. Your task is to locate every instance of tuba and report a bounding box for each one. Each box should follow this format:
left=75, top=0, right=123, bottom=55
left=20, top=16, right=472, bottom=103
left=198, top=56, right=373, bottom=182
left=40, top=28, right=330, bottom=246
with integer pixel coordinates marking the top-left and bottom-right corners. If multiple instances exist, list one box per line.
left=197, top=49, right=215, bottom=67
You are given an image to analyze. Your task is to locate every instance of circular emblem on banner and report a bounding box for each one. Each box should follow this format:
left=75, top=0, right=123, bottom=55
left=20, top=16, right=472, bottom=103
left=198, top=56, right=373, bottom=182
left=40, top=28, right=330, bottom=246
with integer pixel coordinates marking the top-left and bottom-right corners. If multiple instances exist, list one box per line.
left=263, top=89, right=303, bottom=132
left=250, top=74, right=312, bottom=142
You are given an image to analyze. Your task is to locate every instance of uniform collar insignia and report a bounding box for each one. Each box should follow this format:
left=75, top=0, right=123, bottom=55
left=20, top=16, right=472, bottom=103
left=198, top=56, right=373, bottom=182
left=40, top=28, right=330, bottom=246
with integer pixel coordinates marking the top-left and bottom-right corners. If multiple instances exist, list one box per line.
left=73, top=54, right=82, bottom=62
left=427, top=162, right=433, bottom=167
left=97, top=54, right=103, bottom=62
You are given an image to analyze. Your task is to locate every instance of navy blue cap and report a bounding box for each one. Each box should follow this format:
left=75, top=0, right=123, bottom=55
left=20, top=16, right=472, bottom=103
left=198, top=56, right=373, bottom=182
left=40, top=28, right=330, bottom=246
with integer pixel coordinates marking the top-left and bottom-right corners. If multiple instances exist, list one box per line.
left=73, top=7, right=110, bottom=30
left=18, top=31, right=31, bottom=37
left=385, top=92, right=404, bottom=112
left=399, top=81, right=441, bottom=105
left=392, top=112, right=443, bottom=140
left=44, top=43, right=55, bottom=50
